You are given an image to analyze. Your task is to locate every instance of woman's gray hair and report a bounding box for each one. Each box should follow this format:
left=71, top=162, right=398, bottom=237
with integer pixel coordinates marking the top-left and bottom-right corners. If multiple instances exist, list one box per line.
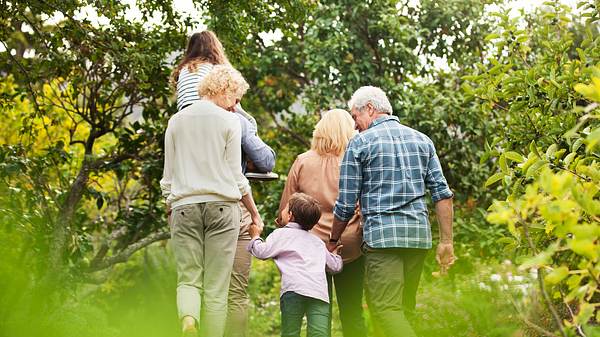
left=347, top=86, right=393, bottom=114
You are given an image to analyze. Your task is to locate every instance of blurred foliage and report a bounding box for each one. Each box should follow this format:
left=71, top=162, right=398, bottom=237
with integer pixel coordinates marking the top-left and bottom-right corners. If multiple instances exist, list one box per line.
left=0, top=243, right=526, bottom=337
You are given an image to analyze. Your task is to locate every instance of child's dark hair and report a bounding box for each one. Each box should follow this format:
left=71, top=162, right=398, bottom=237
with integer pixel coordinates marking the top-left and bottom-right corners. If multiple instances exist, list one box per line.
left=288, top=193, right=321, bottom=230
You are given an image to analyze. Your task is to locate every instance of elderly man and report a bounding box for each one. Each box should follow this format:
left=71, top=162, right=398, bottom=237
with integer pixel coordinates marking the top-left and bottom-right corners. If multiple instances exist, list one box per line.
left=328, top=86, right=454, bottom=337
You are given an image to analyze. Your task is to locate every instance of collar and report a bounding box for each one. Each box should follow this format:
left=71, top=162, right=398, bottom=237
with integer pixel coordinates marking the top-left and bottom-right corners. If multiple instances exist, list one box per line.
left=368, top=114, right=399, bottom=129
left=284, top=222, right=302, bottom=229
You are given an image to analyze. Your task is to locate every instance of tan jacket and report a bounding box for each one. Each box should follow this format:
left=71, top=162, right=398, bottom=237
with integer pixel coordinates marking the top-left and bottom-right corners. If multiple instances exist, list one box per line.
left=278, top=150, right=362, bottom=263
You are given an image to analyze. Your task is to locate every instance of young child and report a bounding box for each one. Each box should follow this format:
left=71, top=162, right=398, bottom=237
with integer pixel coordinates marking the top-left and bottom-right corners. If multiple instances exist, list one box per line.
left=247, top=193, right=343, bottom=337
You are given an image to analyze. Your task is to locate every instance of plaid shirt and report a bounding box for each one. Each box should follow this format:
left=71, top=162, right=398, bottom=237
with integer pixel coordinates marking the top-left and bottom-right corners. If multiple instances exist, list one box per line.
left=333, top=115, right=453, bottom=249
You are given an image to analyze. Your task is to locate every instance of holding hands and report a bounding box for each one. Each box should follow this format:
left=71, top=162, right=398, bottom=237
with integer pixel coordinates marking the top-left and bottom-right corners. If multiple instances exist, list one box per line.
left=250, top=213, right=264, bottom=232
left=248, top=223, right=263, bottom=239
left=331, top=244, right=343, bottom=256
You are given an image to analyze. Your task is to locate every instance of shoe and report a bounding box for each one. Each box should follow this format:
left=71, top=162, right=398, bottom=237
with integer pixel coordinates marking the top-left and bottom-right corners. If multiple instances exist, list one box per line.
left=182, top=327, right=197, bottom=337
left=245, top=172, right=279, bottom=181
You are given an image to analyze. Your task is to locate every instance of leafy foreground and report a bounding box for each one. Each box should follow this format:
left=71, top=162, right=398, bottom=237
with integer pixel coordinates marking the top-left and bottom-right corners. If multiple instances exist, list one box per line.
left=2, top=244, right=532, bottom=337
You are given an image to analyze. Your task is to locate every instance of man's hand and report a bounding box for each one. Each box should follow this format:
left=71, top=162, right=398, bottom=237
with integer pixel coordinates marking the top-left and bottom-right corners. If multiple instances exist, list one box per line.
left=248, top=223, right=262, bottom=239
left=436, top=241, right=456, bottom=275
left=331, top=244, right=343, bottom=255
left=167, top=207, right=172, bottom=226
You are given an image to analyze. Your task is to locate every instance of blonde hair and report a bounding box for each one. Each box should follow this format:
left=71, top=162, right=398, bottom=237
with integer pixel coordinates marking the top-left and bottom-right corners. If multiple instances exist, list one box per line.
left=311, top=109, right=357, bottom=156
left=198, top=65, right=249, bottom=99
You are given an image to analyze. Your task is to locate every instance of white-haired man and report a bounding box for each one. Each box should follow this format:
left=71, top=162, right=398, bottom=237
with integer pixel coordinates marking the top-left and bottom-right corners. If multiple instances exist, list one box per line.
left=328, top=86, right=455, bottom=337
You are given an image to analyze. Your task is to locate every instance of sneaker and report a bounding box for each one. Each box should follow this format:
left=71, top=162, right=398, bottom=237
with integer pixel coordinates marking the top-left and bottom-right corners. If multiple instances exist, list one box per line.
left=182, top=327, right=197, bottom=337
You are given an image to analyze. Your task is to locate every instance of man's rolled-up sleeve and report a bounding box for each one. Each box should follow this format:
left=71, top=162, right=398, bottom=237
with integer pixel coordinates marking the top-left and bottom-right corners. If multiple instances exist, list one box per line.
left=425, top=142, right=453, bottom=202
left=239, top=116, right=276, bottom=172
left=333, top=137, right=363, bottom=222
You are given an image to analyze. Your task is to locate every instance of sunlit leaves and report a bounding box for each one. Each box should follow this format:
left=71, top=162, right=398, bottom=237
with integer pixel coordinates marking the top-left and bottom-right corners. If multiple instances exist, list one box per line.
left=477, top=2, right=600, bottom=330
left=544, top=265, right=569, bottom=284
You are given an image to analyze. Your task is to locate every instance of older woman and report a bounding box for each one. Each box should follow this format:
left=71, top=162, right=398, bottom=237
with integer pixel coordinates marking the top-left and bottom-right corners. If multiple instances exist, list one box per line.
left=160, top=65, right=264, bottom=337
left=278, top=109, right=367, bottom=337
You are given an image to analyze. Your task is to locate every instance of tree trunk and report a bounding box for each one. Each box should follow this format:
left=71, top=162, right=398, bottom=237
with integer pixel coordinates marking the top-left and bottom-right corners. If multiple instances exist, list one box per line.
left=47, top=162, right=91, bottom=276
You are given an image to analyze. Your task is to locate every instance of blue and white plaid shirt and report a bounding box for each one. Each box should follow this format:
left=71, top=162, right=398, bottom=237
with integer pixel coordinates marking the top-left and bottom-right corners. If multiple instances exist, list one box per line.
left=333, top=115, right=453, bottom=249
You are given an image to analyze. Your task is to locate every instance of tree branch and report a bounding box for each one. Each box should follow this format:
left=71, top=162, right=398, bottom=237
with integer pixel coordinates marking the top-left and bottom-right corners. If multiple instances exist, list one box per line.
left=1, top=40, right=42, bottom=114
left=521, top=220, right=568, bottom=337
left=267, top=110, right=310, bottom=147
left=507, top=289, right=560, bottom=337
left=87, top=230, right=171, bottom=272
left=89, top=226, right=129, bottom=268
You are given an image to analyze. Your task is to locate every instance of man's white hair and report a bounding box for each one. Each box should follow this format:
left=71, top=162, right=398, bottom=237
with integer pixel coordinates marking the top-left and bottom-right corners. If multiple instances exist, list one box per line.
left=348, top=86, right=393, bottom=114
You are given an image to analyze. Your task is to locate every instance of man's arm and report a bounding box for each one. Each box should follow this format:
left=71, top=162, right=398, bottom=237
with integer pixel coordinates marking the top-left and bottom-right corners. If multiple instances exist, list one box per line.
left=330, top=138, right=363, bottom=251
left=226, top=118, right=251, bottom=197
left=424, top=140, right=455, bottom=272
left=328, top=216, right=349, bottom=252
left=436, top=197, right=453, bottom=243
left=225, top=119, right=264, bottom=229
left=241, top=192, right=264, bottom=230
left=435, top=197, right=454, bottom=273
left=238, top=113, right=276, bottom=172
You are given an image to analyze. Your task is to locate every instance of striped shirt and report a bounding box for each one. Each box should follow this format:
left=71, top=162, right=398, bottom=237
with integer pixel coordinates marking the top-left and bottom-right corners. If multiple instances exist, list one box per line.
left=333, top=115, right=453, bottom=249
left=176, top=63, right=213, bottom=111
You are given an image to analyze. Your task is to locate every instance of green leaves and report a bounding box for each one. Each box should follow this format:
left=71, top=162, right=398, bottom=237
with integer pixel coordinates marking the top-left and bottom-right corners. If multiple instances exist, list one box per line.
left=485, top=172, right=504, bottom=187
left=484, top=33, right=500, bottom=41
left=574, top=77, right=600, bottom=102
left=476, top=3, right=600, bottom=329
left=504, top=151, right=524, bottom=163
left=544, top=266, right=569, bottom=284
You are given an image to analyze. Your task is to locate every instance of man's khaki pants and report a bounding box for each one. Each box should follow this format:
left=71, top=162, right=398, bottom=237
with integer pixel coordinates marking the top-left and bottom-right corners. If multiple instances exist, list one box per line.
left=171, top=201, right=240, bottom=337
left=224, top=202, right=253, bottom=337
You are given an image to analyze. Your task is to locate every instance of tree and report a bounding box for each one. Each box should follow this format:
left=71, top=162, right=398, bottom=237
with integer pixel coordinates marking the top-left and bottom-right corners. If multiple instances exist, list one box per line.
left=466, top=1, right=600, bottom=334
left=2, top=2, right=190, bottom=275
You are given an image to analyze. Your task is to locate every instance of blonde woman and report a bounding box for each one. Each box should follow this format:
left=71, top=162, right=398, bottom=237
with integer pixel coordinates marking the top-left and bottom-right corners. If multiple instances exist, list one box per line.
left=277, top=109, right=367, bottom=337
left=161, top=65, right=264, bottom=337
